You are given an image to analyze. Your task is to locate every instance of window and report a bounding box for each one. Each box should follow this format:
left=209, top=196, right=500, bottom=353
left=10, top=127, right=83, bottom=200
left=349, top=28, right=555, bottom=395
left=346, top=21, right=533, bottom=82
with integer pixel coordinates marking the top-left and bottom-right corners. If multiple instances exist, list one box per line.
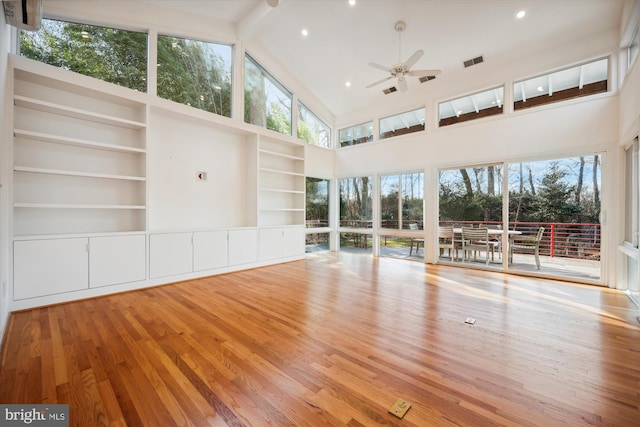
left=339, top=121, right=373, bottom=147
left=629, top=26, right=639, bottom=68
left=244, top=54, right=292, bottom=135
left=298, top=102, right=331, bottom=148
left=157, top=35, right=232, bottom=117
left=380, top=172, right=424, bottom=229
left=20, top=18, right=147, bottom=92
left=379, top=107, right=425, bottom=140
left=339, top=177, right=372, bottom=228
left=513, top=58, right=608, bottom=111
left=439, top=87, right=503, bottom=127
left=625, top=138, right=639, bottom=248
left=306, top=177, right=329, bottom=228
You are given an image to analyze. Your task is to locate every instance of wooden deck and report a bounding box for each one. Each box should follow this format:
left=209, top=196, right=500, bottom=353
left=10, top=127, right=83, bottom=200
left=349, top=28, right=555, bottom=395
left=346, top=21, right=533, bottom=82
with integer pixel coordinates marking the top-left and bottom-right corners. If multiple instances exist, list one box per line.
left=1, top=252, right=637, bottom=426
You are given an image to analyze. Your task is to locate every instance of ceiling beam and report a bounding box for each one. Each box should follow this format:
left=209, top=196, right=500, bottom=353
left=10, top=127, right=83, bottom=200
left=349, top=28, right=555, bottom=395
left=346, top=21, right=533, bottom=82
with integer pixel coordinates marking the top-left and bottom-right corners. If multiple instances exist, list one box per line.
left=548, top=75, right=553, bottom=96
left=237, top=0, right=280, bottom=40
left=579, top=65, right=585, bottom=89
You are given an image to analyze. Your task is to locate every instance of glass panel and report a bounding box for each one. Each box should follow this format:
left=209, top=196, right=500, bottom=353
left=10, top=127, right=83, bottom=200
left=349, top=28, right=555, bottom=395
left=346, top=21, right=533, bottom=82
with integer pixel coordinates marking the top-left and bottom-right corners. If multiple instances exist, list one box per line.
left=439, top=87, right=503, bottom=127
left=380, top=172, right=423, bottom=229
left=306, top=232, right=330, bottom=252
left=157, top=35, right=232, bottom=117
left=379, top=107, right=425, bottom=139
left=339, top=232, right=372, bottom=253
left=306, top=177, right=329, bottom=228
left=339, top=122, right=373, bottom=147
left=20, top=18, right=147, bottom=92
left=244, top=54, right=292, bottom=134
left=513, top=58, right=608, bottom=110
left=339, top=177, right=373, bottom=228
left=507, top=156, right=602, bottom=280
left=624, top=138, right=639, bottom=247
left=438, top=165, right=503, bottom=267
left=379, top=235, right=423, bottom=260
left=298, top=102, right=331, bottom=148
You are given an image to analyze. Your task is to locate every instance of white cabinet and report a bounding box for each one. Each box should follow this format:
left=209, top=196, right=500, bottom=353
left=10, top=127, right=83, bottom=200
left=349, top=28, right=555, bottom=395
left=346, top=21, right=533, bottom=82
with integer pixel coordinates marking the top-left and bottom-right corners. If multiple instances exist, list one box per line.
left=259, top=227, right=305, bottom=261
left=229, top=229, right=258, bottom=266
left=193, top=230, right=228, bottom=271
left=283, top=227, right=306, bottom=257
left=89, top=235, right=146, bottom=288
left=149, top=233, right=193, bottom=279
left=14, top=238, right=89, bottom=300
left=12, top=64, right=147, bottom=237
left=258, top=137, right=305, bottom=227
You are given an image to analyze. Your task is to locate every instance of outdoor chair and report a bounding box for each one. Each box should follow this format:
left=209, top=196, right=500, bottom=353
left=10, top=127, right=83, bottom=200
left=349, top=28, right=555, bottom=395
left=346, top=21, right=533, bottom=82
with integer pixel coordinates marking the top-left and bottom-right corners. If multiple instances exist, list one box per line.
left=438, top=225, right=456, bottom=260
left=509, top=227, right=545, bottom=270
left=409, top=223, right=424, bottom=256
left=461, top=227, right=494, bottom=265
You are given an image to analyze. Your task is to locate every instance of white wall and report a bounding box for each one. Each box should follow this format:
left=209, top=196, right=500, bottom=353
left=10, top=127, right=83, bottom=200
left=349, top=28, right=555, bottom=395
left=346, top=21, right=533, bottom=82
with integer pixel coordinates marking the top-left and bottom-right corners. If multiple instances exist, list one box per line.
left=0, top=11, right=11, bottom=340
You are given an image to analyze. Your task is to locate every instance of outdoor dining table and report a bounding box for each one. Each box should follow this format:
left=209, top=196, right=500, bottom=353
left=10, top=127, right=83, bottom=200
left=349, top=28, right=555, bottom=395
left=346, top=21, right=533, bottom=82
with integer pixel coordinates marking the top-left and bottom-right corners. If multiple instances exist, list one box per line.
left=451, top=227, right=522, bottom=261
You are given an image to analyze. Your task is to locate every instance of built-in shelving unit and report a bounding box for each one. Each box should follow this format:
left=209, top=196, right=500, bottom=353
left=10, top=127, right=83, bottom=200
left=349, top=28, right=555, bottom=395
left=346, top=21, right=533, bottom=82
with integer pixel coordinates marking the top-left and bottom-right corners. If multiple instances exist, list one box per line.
left=8, top=55, right=307, bottom=309
left=12, top=65, right=147, bottom=237
left=258, top=136, right=305, bottom=226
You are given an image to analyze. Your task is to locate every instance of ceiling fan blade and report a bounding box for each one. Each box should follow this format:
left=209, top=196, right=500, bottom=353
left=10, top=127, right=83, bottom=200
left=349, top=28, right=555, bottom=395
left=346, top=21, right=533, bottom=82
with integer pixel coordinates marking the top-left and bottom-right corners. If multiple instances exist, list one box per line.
left=366, top=76, right=393, bottom=88
left=407, top=69, right=442, bottom=77
left=404, top=49, right=424, bottom=69
left=397, top=76, right=408, bottom=92
left=368, top=62, right=391, bottom=73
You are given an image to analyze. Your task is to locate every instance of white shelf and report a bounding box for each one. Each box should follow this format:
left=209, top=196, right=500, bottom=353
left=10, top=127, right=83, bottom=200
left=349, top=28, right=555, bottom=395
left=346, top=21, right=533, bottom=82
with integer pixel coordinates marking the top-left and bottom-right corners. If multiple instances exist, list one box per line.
left=259, top=148, right=304, bottom=161
left=259, top=167, right=305, bottom=177
left=14, top=203, right=146, bottom=209
left=14, top=95, right=146, bottom=129
left=14, top=166, right=146, bottom=181
left=259, top=187, right=304, bottom=194
left=14, top=129, right=146, bottom=153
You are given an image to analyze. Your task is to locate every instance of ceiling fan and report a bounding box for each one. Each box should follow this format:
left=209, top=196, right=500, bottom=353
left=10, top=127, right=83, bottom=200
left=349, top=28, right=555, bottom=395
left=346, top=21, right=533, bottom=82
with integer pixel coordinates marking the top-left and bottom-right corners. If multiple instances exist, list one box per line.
left=366, top=21, right=441, bottom=92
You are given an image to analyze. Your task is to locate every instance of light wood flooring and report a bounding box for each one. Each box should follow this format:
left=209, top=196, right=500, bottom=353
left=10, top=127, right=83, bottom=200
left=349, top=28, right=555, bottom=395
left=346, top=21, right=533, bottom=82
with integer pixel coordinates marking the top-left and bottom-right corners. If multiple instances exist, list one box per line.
left=1, top=252, right=639, bottom=426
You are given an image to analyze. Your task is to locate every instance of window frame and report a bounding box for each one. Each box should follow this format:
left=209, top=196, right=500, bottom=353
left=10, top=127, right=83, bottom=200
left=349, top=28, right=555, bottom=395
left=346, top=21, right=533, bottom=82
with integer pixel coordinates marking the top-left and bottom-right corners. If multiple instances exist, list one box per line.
left=244, top=53, right=293, bottom=135
left=338, top=121, right=374, bottom=148
left=438, top=86, right=504, bottom=127
left=298, top=101, right=331, bottom=149
left=379, top=107, right=426, bottom=140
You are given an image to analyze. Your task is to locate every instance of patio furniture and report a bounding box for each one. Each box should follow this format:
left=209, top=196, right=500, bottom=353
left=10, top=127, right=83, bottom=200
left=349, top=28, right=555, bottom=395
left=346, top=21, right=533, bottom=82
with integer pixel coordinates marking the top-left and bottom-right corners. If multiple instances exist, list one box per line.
left=409, top=223, right=424, bottom=255
left=509, top=227, right=545, bottom=270
left=461, top=227, right=494, bottom=265
left=438, top=225, right=456, bottom=260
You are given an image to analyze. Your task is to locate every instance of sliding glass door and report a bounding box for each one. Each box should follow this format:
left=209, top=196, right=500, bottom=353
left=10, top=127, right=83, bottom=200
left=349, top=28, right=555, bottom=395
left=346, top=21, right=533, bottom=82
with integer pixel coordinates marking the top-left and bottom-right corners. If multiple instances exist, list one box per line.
left=507, top=156, right=601, bottom=280
left=438, top=154, right=603, bottom=282
left=438, top=164, right=503, bottom=268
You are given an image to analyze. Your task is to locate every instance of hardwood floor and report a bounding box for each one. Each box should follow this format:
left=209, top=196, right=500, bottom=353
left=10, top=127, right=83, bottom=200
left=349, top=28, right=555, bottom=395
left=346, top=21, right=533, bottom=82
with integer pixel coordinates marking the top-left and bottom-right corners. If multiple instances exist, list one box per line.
left=1, top=252, right=639, bottom=426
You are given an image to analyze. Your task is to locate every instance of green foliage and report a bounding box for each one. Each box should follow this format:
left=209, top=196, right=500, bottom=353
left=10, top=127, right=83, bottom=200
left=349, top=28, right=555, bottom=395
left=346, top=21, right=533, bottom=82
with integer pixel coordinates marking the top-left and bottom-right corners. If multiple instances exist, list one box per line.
left=306, top=178, right=329, bottom=225
left=157, top=36, right=231, bottom=117
left=21, top=20, right=147, bottom=92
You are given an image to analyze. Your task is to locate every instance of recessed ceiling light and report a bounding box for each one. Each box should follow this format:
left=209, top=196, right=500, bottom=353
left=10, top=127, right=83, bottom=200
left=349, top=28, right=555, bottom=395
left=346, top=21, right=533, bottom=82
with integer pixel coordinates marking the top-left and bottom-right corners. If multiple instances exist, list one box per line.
left=516, top=10, right=526, bottom=19
left=301, top=28, right=308, bottom=37
left=348, top=0, right=356, bottom=6
left=537, top=86, right=544, bottom=92
left=345, top=81, right=351, bottom=87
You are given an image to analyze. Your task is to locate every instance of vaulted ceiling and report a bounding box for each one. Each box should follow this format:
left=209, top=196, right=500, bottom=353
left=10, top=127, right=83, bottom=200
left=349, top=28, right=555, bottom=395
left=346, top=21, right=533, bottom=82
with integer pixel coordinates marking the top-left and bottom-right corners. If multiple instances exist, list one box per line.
left=112, top=1, right=627, bottom=118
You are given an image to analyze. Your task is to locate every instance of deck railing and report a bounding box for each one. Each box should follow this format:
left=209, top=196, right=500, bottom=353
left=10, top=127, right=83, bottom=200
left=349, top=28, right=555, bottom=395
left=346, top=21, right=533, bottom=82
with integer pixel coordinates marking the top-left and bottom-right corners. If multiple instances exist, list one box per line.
left=308, top=219, right=601, bottom=260
left=439, top=221, right=601, bottom=260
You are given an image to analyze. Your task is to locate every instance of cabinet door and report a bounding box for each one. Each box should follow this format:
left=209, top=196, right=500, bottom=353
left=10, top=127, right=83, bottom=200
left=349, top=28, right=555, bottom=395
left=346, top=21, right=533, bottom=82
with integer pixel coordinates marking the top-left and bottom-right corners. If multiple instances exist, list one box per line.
left=14, top=238, right=89, bottom=300
left=259, top=228, right=284, bottom=261
left=283, top=227, right=305, bottom=258
left=228, top=229, right=258, bottom=266
left=149, top=233, right=193, bottom=278
left=89, top=235, right=146, bottom=288
left=193, top=230, right=228, bottom=271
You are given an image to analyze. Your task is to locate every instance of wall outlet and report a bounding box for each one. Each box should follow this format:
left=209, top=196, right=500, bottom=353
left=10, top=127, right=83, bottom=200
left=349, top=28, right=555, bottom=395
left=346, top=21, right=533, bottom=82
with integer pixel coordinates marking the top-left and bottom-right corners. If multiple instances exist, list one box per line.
left=196, top=171, right=207, bottom=181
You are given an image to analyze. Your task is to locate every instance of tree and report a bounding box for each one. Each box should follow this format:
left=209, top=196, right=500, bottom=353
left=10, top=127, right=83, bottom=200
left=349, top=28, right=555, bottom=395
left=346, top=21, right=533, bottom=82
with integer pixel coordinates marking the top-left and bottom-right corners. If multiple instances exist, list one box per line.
left=21, top=20, right=147, bottom=92
left=535, top=162, right=579, bottom=223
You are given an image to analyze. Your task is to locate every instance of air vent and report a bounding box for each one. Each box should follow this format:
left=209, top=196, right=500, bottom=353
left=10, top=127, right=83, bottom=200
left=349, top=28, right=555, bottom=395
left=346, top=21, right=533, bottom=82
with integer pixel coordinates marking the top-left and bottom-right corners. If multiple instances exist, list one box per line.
left=383, top=86, right=398, bottom=95
left=463, top=55, right=484, bottom=68
left=419, top=75, right=436, bottom=83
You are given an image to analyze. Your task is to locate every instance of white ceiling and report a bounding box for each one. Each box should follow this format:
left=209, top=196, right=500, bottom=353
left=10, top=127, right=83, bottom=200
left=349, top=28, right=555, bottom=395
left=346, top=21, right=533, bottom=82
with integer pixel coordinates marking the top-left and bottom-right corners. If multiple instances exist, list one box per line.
left=128, top=0, right=626, bottom=118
